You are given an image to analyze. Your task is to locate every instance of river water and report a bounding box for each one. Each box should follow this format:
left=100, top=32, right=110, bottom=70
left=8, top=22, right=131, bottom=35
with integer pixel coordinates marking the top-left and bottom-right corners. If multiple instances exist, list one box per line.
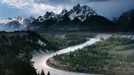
left=32, top=34, right=134, bottom=75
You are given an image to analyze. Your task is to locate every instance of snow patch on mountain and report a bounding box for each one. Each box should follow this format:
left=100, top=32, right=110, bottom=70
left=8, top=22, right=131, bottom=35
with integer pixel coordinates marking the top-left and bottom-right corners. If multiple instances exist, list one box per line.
left=69, top=4, right=97, bottom=21
left=38, top=11, right=58, bottom=22
left=0, top=16, right=35, bottom=32
left=36, top=4, right=97, bottom=23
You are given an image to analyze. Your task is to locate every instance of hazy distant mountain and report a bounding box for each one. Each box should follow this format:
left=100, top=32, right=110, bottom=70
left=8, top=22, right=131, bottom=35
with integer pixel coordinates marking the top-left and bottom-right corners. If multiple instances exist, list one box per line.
left=0, top=16, right=35, bottom=32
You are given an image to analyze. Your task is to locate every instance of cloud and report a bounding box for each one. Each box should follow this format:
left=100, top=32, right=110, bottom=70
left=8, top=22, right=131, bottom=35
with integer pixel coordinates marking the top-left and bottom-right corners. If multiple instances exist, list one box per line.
left=0, top=0, right=134, bottom=19
left=0, top=0, right=111, bottom=10
left=31, top=3, right=63, bottom=16
left=0, top=0, right=127, bottom=13
left=1, top=0, right=31, bottom=8
left=0, top=0, right=64, bottom=16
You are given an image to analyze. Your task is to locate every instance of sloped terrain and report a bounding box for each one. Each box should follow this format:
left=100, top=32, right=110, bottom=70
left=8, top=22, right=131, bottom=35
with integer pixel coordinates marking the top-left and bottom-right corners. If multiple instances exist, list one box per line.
left=118, top=9, right=134, bottom=31
left=0, top=31, right=57, bottom=75
left=47, top=36, right=134, bottom=75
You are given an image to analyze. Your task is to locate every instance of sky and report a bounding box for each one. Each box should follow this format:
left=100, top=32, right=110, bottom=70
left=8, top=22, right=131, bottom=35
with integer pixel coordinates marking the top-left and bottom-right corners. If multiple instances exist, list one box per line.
left=0, top=0, right=134, bottom=19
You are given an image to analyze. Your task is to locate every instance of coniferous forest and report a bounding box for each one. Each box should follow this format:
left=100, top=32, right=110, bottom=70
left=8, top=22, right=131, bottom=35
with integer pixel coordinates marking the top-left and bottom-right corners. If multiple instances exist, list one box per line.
left=47, top=37, right=134, bottom=75
left=0, top=31, right=57, bottom=75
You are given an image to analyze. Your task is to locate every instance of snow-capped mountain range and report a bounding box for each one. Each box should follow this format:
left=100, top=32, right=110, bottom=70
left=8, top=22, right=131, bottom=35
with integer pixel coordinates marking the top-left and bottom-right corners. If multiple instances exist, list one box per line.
left=37, top=11, right=58, bottom=22
left=0, top=4, right=98, bottom=32
left=37, top=4, right=97, bottom=22
left=68, top=4, right=97, bottom=21
left=0, top=16, right=35, bottom=32
left=0, top=4, right=133, bottom=32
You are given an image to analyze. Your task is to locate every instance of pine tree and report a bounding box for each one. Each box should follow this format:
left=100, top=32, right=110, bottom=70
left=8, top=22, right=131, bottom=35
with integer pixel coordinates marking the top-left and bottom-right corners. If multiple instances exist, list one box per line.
left=47, top=71, right=50, bottom=75
left=41, top=70, right=45, bottom=75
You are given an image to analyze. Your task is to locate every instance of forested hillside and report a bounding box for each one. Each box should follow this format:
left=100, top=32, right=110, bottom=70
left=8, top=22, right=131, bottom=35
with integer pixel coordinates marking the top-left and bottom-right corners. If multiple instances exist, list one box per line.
left=0, top=31, right=56, bottom=75
left=48, top=36, right=134, bottom=75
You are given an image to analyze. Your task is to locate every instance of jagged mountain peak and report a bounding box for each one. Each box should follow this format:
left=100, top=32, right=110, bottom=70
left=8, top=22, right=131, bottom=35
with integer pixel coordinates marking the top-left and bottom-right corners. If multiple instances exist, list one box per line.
left=28, top=16, right=36, bottom=22
left=70, top=4, right=81, bottom=14
left=0, top=16, right=35, bottom=32
left=69, top=4, right=97, bottom=21
left=37, top=16, right=44, bottom=22
left=35, top=4, right=97, bottom=23
left=14, top=16, right=22, bottom=21
left=72, top=4, right=81, bottom=11
left=60, top=9, right=68, bottom=16
left=45, top=11, right=55, bottom=16
left=37, top=11, right=58, bottom=22
left=43, top=11, right=57, bottom=20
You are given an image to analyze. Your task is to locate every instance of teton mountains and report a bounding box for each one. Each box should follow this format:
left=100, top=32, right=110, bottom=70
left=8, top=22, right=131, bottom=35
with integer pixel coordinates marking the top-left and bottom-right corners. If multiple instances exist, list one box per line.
left=0, top=4, right=134, bottom=32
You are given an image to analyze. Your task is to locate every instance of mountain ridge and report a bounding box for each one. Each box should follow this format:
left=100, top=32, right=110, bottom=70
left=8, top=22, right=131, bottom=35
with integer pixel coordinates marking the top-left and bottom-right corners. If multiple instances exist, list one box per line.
left=0, top=4, right=134, bottom=32
left=30, top=4, right=117, bottom=32
left=0, top=16, right=35, bottom=32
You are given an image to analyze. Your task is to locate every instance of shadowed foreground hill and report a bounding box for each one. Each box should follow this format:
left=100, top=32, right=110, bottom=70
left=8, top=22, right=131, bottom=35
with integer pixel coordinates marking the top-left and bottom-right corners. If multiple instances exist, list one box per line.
left=0, top=31, right=57, bottom=75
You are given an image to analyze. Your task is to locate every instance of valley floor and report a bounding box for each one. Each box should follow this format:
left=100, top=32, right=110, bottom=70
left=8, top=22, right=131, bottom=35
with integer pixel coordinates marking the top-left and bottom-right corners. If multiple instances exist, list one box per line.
left=46, top=34, right=134, bottom=75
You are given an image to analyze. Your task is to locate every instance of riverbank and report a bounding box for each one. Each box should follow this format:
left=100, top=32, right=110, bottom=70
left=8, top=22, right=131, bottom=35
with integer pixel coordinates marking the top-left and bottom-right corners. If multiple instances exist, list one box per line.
left=32, top=37, right=101, bottom=75
left=40, top=33, right=96, bottom=50
left=47, top=36, right=134, bottom=75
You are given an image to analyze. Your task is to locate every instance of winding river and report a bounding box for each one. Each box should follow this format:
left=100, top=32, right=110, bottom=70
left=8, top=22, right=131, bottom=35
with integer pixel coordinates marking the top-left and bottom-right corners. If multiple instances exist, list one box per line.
left=32, top=34, right=134, bottom=75
left=32, top=34, right=114, bottom=75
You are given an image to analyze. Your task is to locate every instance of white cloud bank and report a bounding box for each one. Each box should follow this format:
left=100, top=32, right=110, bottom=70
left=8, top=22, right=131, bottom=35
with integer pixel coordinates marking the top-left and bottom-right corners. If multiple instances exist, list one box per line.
left=0, top=0, right=134, bottom=19
left=0, top=0, right=64, bottom=16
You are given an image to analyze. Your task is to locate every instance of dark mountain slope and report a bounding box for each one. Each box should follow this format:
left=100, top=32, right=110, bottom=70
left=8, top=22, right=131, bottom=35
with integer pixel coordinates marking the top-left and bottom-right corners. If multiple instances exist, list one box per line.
left=30, top=4, right=116, bottom=32
left=118, top=9, right=134, bottom=31
left=83, top=15, right=117, bottom=31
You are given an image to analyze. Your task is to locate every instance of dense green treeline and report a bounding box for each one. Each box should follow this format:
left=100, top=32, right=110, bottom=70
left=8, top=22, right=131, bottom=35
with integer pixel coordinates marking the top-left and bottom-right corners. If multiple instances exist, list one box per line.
left=41, top=33, right=95, bottom=49
left=48, top=37, right=134, bottom=75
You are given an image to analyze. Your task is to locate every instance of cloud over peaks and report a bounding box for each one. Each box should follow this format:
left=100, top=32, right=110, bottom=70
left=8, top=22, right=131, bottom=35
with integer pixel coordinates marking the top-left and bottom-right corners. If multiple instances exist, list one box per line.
left=0, top=0, right=64, bottom=16
left=0, top=0, right=134, bottom=19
